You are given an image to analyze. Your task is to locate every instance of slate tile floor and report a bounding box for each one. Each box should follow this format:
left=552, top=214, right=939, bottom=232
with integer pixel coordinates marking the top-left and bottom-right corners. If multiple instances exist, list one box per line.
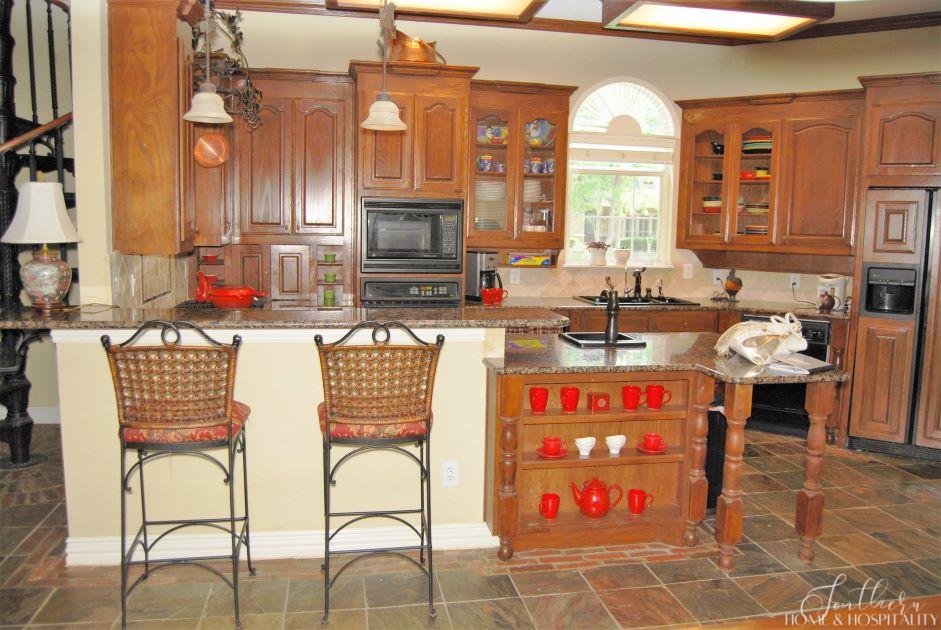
left=1, top=427, right=940, bottom=629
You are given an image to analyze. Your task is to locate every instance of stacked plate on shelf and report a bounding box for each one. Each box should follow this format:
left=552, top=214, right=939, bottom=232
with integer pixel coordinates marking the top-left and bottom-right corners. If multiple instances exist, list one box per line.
left=475, top=181, right=507, bottom=231
left=743, top=225, right=769, bottom=235
left=523, top=180, right=546, bottom=203
left=742, top=135, right=772, bottom=154
left=744, top=202, right=769, bottom=215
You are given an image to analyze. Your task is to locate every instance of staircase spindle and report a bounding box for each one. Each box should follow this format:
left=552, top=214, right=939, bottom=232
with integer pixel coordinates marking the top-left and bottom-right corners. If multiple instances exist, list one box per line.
left=45, top=0, right=58, bottom=119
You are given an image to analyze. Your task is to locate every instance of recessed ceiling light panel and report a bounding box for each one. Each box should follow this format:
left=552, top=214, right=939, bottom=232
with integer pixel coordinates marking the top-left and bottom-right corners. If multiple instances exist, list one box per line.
left=601, top=1, right=834, bottom=41
left=326, top=0, right=547, bottom=22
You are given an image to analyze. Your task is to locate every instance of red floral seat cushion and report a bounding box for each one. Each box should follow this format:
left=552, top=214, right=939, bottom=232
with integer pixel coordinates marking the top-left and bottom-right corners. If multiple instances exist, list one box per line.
left=122, top=401, right=250, bottom=444
left=317, top=402, right=430, bottom=440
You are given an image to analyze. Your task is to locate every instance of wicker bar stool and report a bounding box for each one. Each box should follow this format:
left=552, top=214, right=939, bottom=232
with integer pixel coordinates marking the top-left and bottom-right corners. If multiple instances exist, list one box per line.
left=101, top=320, right=255, bottom=629
left=315, top=320, right=444, bottom=624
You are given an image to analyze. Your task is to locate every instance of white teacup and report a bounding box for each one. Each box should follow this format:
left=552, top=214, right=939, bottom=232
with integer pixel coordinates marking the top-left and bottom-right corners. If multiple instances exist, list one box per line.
left=605, top=434, right=627, bottom=456
left=574, top=436, right=596, bottom=457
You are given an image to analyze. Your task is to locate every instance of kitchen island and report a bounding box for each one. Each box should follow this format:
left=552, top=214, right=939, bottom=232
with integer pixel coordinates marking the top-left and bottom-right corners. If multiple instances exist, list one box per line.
left=484, top=332, right=849, bottom=571
left=0, top=305, right=566, bottom=565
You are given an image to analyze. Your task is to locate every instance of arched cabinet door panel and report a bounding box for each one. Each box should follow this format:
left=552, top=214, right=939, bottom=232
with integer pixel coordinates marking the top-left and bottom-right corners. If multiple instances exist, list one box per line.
left=359, top=90, right=413, bottom=191
left=866, top=106, right=941, bottom=177
left=414, top=95, right=465, bottom=194
left=777, top=116, right=860, bottom=254
left=237, top=99, right=293, bottom=235
left=294, top=99, right=350, bottom=235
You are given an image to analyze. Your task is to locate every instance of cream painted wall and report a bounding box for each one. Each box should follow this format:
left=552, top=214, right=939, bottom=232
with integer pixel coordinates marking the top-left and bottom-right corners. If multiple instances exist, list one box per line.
left=56, top=329, right=495, bottom=556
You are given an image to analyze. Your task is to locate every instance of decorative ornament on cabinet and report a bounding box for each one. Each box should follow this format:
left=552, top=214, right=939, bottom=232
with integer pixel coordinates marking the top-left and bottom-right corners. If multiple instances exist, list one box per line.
left=361, top=0, right=407, bottom=131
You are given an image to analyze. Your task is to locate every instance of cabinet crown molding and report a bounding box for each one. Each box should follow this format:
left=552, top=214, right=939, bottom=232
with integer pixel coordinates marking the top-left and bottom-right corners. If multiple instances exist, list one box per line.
left=349, top=60, right=479, bottom=80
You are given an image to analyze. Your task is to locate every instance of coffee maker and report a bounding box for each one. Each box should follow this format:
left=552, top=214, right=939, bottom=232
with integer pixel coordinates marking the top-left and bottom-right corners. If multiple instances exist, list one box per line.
left=466, top=251, right=503, bottom=301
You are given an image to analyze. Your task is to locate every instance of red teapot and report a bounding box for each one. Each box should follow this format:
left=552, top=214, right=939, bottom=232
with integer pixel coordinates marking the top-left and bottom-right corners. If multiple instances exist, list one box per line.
left=570, top=477, right=623, bottom=518
left=196, top=272, right=266, bottom=309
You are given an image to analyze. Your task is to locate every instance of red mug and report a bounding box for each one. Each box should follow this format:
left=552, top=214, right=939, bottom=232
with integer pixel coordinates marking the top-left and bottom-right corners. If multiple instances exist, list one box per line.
left=622, top=385, right=647, bottom=411
left=560, top=387, right=580, bottom=413
left=481, top=288, right=509, bottom=305
left=627, top=489, right=654, bottom=515
left=539, top=493, right=560, bottom=519
left=644, top=433, right=668, bottom=451
left=542, top=436, right=566, bottom=456
left=529, top=387, right=549, bottom=413
left=645, top=384, right=672, bottom=410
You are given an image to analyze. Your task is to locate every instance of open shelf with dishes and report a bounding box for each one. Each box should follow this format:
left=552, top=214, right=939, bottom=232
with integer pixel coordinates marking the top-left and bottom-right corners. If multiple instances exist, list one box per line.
left=487, top=371, right=709, bottom=556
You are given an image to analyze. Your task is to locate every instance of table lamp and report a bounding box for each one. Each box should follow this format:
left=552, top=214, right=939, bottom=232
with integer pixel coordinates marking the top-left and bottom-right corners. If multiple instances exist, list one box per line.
left=1, top=181, right=81, bottom=312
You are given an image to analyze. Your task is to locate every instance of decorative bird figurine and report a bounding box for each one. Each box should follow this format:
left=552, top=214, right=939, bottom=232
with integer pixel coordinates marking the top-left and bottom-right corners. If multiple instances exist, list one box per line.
left=724, top=268, right=743, bottom=302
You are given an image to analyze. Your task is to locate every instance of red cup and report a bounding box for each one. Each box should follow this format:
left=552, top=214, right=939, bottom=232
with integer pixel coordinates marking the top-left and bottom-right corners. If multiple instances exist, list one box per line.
left=627, top=489, right=654, bottom=515
left=539, top=493, right=560, bottom=519
left=644, top=433, right=668, bottom=451
left=560, top=387, right=580, bottom=413
left=622, top=385, right=647, bottom=411
left=645, top=384, right=672, bottom=410
left=481, top=288, right=509, bottom=305
left=529, top=387, right=549, bottom=414
left=542, top=436, right=565, bottom=456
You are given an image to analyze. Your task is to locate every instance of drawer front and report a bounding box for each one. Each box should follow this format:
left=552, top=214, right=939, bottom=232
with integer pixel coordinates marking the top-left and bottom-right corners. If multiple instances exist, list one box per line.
left=648, top=311, right=718, bottom=333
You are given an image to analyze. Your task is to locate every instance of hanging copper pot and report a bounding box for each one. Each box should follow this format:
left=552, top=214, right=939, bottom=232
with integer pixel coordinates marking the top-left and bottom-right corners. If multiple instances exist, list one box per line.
left=193, top=132, right=230, bottom=168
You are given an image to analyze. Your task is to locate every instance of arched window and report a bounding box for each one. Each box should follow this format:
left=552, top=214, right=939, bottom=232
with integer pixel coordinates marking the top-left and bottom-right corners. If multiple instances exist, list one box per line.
left=566, top=79, right=678, bottom=267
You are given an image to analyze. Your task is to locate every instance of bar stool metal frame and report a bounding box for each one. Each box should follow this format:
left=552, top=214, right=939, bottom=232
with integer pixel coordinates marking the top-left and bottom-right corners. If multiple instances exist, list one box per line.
left=315, top=320, right=444, bottom=625
left=101, top=320, right=256, bottom=629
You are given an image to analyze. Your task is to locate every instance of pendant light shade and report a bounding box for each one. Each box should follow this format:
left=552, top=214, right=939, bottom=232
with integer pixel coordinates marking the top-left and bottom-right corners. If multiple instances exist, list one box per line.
left=361, top=91, right=406, bottom=131
left=184, top=82, right=233, bottom=124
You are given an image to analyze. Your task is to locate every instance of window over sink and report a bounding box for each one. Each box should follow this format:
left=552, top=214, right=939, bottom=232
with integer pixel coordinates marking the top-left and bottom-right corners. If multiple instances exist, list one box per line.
left=565, top=79, right=678, bottom=268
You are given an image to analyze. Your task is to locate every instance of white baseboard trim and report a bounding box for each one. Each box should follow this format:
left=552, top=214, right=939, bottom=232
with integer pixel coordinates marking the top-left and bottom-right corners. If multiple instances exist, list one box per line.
left=66, top=522, right=498, bottom=566
left=0, top=406, right=60, bottom=424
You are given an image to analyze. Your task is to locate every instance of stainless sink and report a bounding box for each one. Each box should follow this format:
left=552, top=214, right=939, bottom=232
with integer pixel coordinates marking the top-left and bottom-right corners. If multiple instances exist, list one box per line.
left=559, top=332, right=647, bottom=348
left=574, top=295, right=700, bottom=307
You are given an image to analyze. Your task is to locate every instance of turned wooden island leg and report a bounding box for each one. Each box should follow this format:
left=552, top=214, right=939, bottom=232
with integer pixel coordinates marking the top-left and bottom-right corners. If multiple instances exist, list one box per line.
left=715, top=383, right=753, bottom=571
left=497, top=377, right=523, bottom=560
left=685, top=373, right=715, bottom=546
left=796, top=381, right=835, bottom=563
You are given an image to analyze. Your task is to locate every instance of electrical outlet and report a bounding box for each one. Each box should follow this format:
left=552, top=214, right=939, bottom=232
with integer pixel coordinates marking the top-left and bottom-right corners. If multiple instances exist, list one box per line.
left=509, top=269, right=521, bottom=285
left=790, top=274, right=801, bottom=289
left=713, top=270, right=724, bottom=285
left=683, top=263, right=693, bottom=280
left=443, top=460, right=459, bottom=487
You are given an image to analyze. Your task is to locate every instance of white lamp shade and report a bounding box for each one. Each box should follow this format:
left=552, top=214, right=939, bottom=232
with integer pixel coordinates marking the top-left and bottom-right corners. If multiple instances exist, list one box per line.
left=183, top=82, right=233, bottom=124
left=361, top=93, right=407, bottom=131
left=2, top=181, right=81, bottom=244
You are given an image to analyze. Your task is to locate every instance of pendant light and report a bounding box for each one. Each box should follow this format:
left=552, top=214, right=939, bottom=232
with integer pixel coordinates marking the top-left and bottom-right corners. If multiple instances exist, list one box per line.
left=361, top=0, right=406, bottom=131
left=184, top=0, right=233, bottom=124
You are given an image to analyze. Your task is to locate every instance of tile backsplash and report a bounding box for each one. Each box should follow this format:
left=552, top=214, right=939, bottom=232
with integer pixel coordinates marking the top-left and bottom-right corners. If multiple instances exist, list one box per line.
left=111, top=253, right=189, bottom=308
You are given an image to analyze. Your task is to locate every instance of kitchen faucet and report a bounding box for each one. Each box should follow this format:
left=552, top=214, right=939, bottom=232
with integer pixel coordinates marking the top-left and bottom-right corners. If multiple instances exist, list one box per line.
left=601, top=277, right=619, bottom=345
left=632, top=267, right=647, bottom=299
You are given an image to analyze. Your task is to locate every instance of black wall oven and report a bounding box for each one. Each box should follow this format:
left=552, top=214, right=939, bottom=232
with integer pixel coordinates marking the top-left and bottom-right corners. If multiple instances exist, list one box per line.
left=361, top=198, right=463, bottom=274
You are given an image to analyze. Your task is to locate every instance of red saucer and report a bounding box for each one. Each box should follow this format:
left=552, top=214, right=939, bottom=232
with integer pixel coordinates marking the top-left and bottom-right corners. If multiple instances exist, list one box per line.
left=635, top=442, right=668, bottom=455
left=536, top=446, right=568, bottom=459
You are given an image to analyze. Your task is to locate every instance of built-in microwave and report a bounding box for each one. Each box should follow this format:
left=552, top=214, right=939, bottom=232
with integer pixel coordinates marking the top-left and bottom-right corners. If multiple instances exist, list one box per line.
left=361, top=198, right=463, bottom=274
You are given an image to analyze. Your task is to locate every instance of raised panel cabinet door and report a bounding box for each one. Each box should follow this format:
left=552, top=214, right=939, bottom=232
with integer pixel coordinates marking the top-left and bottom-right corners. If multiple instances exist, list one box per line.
left=224, top=245, right=270, bottom=294
left=359, top=90, right=413, bottom=191
left=294, top=98, right=349, bottom=235
left=414, top=94, right=465, bottom=194
left=270, top=245, right=311, bottom=300
left=648, top=311, right=718, bottom=333
left=849, top=316, right=915, bottom=444
left=237, top=98, right=293, bottom=235
left=778, top=116, right=860, bottom=253
left=861, top=189, right=929, bottom=265
left=193, top=123, right=234, bottom=246
left=915, top=208, right=941, bottom=448
left=867, top=105, right=941, bottom=177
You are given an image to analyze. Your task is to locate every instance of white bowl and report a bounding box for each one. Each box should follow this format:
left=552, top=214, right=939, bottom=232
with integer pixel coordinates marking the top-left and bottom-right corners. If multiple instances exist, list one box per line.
left=574, top=437, right=596, bottom=448
left=605, top=434, right=627, bottom=445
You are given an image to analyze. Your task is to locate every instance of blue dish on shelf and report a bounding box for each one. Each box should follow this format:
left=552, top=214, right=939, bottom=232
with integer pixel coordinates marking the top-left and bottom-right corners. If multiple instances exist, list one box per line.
left=526, top=119, right=557, bottom=148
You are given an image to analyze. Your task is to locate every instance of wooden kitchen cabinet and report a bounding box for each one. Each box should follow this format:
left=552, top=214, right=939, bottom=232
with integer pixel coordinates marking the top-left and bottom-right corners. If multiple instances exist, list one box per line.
left=570, top=311, right=649, bottom=333
left=915, top=210, right=941, bottom=449
left=676, top=91, right=864, bottom=257
left=110, top=1, right=197, bottom=255
left=225, top=244, right=270, bottom=294
left=861, top=189, right=929, bottom=265
left=849, top=316, right=916, bottom=444
left=193, top=122, right=234, bottom=246
left=777, top=115, right=860, bottom=254
left=270, top=245, right=311, bottom=300
left=648, top=310, right=718, bottom=333
left=294, top=96, right=351, bottom=236
left=236, top=97, right=294, bottom=236
left=466, top=81, right=576, bottom=250
left=860, top=73, right=941, bottom=180
left=352, top=61, right=477, bottom=197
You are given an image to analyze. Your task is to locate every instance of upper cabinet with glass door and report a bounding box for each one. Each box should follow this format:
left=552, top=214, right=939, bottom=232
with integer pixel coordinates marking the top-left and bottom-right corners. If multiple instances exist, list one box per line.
left=729, top=123, right=780, bottom=246
left=678, top=124, right=732, bottom=246
left=466, top=81, right=576, bottom=250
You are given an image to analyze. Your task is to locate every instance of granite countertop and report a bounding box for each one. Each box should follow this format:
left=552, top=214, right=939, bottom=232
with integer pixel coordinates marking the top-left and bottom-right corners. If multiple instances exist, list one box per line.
left=0, top=305, right=568, bottom=331
left=484, top=333, right=850, bottom=385
left=492, top=296, right=851, bottom=321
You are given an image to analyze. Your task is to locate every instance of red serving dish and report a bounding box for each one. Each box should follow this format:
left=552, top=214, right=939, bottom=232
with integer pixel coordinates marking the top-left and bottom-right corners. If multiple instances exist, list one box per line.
left=196, top=272, right=266, bottom=309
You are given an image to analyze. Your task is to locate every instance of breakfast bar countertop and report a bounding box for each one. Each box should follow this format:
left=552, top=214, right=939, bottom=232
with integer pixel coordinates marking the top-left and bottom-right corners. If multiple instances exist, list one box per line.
left=485, top=332, right=851, bottom=385
left=0, top=305, right=569, bottom=331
